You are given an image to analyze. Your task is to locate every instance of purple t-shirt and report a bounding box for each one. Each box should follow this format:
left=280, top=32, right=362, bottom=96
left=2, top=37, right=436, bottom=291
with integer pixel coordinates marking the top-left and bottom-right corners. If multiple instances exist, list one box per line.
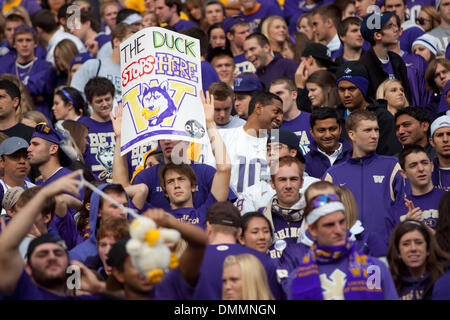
left=280, top=111, right=312, bottom=155
left=193, top=243, right=284, bottom=300
left=234, top=53, right=255, bottom=74
left=173, top=19, right=197, bottom=32
left=3, top=270, right=101, bottom=300
left=79, top=117, right=115, bottom=182
left=432, top=158, right=450, bottom=191
left=201, top=60, right=220, bottom=92
left=168, top=193, right=216, bottom=227
left=238, top=1, right=283, bottom=33
left=150, top=267, right=195, bottom=300
left=381, top=59, right=395, bottom=79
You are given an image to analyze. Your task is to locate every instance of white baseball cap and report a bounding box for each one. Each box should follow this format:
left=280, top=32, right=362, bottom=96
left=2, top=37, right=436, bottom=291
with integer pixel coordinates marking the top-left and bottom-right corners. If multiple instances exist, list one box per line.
left=431, top=115, right=450, bottom=137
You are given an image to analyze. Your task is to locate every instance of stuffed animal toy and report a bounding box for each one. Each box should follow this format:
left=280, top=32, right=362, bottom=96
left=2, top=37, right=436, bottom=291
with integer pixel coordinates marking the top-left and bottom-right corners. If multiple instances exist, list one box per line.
left=126, top=216, right=181, bottom=284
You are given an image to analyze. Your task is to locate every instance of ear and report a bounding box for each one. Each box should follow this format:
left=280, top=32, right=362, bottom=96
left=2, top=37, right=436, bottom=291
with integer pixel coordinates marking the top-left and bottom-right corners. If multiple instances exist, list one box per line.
left=400, top=169, right=407, bottom=179
left=373, top=31, right=382, bottom=42
left=347, top=129, right=355, bottom=142
left=429, top=137, right=435, bottom=148
left=205, top=221, right=213, bottom=235
left=226, top=32, right=233, bottom=42
left=0, top=157, right=4, bottom=169
left=49, top=144, right=59, bottom=156
left=291, top=89, right=298, bottom=100
left=12, top=97, right=20, bottom=110
left=6, top=208, right=15, bottom=218
left=289, top=148, right=297, bottom=158
left=237, top=232, right=245, bottom=245
left=308, top=223, right=317, bottom=240
left=191, top=183, right=197, bottom=194
left=309, top=127, right=314, bottom=138
left=422, top=121, right=430, bottom=133
left=254, top=102, right=263, bottom=115
left=43, top=213, right=52, bottom=225
left=24, top=263, right=32, bottom=276
left=326, top=18, right=333, bottom=28
left=236, top=227, right=242, bottom=240
left=85, top=202, right=90, bottom=212
left=270, top=177, right=276, bottom=190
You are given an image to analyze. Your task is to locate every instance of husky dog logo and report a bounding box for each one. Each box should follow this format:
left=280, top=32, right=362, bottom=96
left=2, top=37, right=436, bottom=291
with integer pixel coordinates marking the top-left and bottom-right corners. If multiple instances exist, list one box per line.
left=140, top=80, right=177, bottom=127
left=96, top=144, right=115, bottom=173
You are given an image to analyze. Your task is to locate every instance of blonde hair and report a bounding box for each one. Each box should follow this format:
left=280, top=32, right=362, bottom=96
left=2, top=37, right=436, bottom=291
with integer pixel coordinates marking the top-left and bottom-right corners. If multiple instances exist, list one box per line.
left=19, top=110, right=48, bottom=126
left=376, top=79, right=409, bottom=107
left=336, top=186, right=358, bottom=228
left=7, top=6, right=32, bottom=26
left=54, top=39, right=79, bottom=74
left=222, top=254, right=274, bottom=300
left=261, top=16, right=292, bottom=53
left=420, top=6, right=441, bottom=30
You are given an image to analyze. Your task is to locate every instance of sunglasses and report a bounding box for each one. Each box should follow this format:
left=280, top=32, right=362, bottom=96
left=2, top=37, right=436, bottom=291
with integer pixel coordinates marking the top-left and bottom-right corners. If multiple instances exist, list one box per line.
left=415, top=18, right=430, bottom=26
left=35, top=122, right=51, bottom=134
left=310, top=194, right=340, bottom=210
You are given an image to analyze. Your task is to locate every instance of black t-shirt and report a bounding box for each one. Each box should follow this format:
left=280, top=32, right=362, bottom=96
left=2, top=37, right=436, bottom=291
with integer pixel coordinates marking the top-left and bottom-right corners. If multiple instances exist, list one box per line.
left=0, top=122, right=34, bottom=143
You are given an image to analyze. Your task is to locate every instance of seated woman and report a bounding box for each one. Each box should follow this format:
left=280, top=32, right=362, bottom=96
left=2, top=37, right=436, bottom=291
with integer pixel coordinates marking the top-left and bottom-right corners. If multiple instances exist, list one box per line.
left=222, top=254, right=274, bottom=300
left=412, top=34, right=438, bottom=64
left=306, top=70, right=340, bottom=109
left=387, top=220, right=450, bottom=300
left=238, top=212, right=273, bottom=255
left=376, top=79, right=409, bottom=116
left=261, top=16, right=294, bottom=60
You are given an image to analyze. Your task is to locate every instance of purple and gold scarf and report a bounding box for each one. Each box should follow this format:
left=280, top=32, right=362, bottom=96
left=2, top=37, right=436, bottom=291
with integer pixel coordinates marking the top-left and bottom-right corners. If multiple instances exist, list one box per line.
left=290, top=237, right=384, bottom=300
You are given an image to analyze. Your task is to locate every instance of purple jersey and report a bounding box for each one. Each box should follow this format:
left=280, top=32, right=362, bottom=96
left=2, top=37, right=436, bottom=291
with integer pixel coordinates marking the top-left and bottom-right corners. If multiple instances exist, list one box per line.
left=79, top=117, right=115, bottom=182
left=150, top=267, right=195, bottom=299
left=401, top=51, right=431, bottom=107
left=432, top=158, right=450, bottom=191
left=234, top=53, right=255, bottom=74
left=201, top=60, right=220, bottom=91
left=387, top=187, right=445, bottom=237
left=173, top=19, right=197, bottom=32
left=280, top=111, right=312, bottom=155
left=3, top=270, right=101, bottom=300
left=132, top=162, right=236, bottom=210
left=238, top=2, right=283, bottom=33
left=381, top=60, right=395, bottom=79
left=193, top=243, right=284, bottom=300
left=256, top=53, right=299, bottom=88
left=432, top=268, right=450, bottom=300
left=286, top=253, right=399, bottom=300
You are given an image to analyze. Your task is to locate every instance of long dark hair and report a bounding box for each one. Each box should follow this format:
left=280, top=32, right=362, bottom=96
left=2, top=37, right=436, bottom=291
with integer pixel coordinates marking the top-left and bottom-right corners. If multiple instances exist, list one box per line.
left=435, top=191, right=450, bottom=254
left=387, top=220, right=450, bottom=293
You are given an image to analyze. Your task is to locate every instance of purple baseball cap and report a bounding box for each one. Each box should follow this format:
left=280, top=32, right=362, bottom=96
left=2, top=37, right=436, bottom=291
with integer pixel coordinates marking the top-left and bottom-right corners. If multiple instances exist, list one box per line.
left=32, top=123, right=72, bottom=167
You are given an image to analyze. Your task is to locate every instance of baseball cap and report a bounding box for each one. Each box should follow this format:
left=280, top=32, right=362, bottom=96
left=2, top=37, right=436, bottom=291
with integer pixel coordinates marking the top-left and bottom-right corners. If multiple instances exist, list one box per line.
left=430, top=115, right=450, bottom=137
left=0, top=137, right=29, bottom=156
left=335, top=61, right=370, bottom=96
left=122, top=13, right=143, bottom=25
left=32, top=123, right=72, bottom=167
left=234, top=74, right=263, bottom=92
left=301, top=43, right=336, bottom=67
left=267, top=129, right=305, bottom=163
left=26, top=233, right=68, bottom=260
left=361, top=11, right=395, bottom=43
left=2, top=187, right=25, bottom=210
left=222, top=16, right=245, bottom=34
left=206, top=202, right=242, bottom=227
left=70, top=52, right=94, bottom=69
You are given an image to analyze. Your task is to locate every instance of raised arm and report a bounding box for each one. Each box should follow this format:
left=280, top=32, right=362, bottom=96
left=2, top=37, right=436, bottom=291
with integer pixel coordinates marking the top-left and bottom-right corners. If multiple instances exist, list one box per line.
left=143, top=208, right=208, bottom=287
left=202, top=91, right=231, bottom=202
left=0, top=171, right=82, bottom=295
left=124, top=184, right=149, bottom=210
left=111, top=103, right=131, bottom=187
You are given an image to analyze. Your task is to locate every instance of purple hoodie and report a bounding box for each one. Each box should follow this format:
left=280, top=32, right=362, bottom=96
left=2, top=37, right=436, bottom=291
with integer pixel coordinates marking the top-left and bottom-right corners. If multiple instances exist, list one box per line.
left=438, top=80, right=450, bottom=114
left=256, top=53, right=299, bottom=89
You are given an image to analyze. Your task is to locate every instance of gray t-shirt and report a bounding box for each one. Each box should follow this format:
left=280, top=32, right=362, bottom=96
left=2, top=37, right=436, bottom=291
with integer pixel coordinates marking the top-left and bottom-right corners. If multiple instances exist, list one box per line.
left=217, top=115, right=246, bottom=129
left=427, top=26, right=450, bottom=55
left=70, top=58, right=122, bottom=103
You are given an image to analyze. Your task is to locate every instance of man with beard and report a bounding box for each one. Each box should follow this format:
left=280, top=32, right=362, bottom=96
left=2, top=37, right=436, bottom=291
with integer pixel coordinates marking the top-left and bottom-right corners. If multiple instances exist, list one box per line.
left=0, top=171, right=106, bottom=299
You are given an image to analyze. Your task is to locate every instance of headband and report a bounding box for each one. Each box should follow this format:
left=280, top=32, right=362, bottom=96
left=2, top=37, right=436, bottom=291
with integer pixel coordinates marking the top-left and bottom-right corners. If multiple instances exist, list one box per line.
left=306, top=201, right=345, bottom=225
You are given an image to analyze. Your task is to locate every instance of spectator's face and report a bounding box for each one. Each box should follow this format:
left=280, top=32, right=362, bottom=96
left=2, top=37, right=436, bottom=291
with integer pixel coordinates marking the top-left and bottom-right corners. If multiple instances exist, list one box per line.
left=209, top=28, right=226, bottom=48
left=27, top=138, right=52, bottom=167
left=234, top=93, right=251, bottom=119
left=115, top=256, right=155, bottom=295
left=312, top=14, right=327, bottom=42
left=430, top=127, right=450, bottom=157
left=402, top=151, right=433, bottom=189
left=213, top=97, right=233, bottom=125
left=297, top=17, right=313, bottom=40
left=395, top=114, right=428, bottom=146
left=145, top=154, right=161, bottom=168
left=376, top=16, right=400, bottom=46
left=306, top=82, right=325, bottom=108
left=439, top=0, right=450, bottom=23
left=205, top=4, right=224, bottom=25
left=222, top=263, right=243, bottom=300
left=397, top=230, right=428, bottom=271
left=159, top=139, right=183, bottom=161
left=384, top=81, right=406, bottom=111
left=348, top=119, right=379, bottom=153
left=13, top=33, right=35, bottom=60
left=416, top=10, right=432, bottom=32
left=239, top=217, right=272, bottom=253
left=268, top=18, right=287, bottom=43
left=89, top=93, right=113, bottom=120
left=337, top=80, right=365, bottom=110
left=239, top=0, right=257, bottom=11
left=342, top=3, right=356, bottom=19
left=211, top=55, right=234, bottom=84
left=310, top=118, right=342, bottom=154
left=309, top=211, right=346, bottom=246
left=70, top=21, right=90, bottom=42
left=52, top=94, right=72, bottom=120
left=99, top=193, right=128, bottom=219
left=258, top=99, right=283, bottom=130
left=243, top=38, right=270, bottom=69
left=186, top=3, right=202, bottom=20
left=5, top=20, right=22, bottom=46
left=163, top=170, right=195, bottom=207
left=98, top=235, right=116, bottom=275
left=434, top=63, right=450, bottom=92
left=229, top=24, right=250, bottom=48
left=155, top=0, right=174, bottom=24
left=270, top=163, right=303, bottom=207
left=103, top=4, right=119, bottom=28
left=266, top=142, right=296, bottom=168
left=341, top=24, right=364, bottom=49
left=412, top=44, right=432, bottom=62
left=0, top=149, right=30, bottom=180
left=384, top=0, right=406, bottom=22
left=53, top=47, right=66, bottom=72
left=269, top=83, right=296, bottom=114
left=142, top=13, right=158, bottom=28
left=26, top=243, right=68, bottom=289
left=355, top=0, right=376, bottom=18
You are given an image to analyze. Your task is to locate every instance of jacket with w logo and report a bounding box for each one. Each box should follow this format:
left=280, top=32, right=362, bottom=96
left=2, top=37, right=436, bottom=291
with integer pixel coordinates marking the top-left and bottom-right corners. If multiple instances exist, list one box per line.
left=323, top=152, right=405, bottom=256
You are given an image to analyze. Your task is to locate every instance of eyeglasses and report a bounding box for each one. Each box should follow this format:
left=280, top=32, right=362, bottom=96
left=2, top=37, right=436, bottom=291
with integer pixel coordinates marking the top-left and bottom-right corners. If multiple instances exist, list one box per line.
left=415, top=18, right=430, bottom=26
left=35, top=122, right=51, bottom=134
left=310, top=194, right=340, bottom=210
